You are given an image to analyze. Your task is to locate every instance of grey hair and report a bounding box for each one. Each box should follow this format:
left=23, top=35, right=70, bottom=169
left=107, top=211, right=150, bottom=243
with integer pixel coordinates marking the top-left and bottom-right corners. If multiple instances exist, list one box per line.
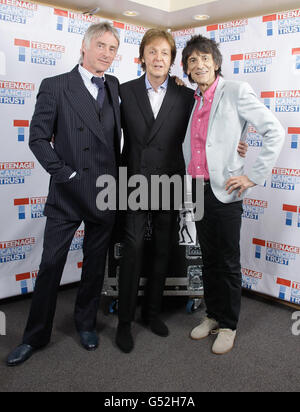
left=79, top=22, right=120, bottom=64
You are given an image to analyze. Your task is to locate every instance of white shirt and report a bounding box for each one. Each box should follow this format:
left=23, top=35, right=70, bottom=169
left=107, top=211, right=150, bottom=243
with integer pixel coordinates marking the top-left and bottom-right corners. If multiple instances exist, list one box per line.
left=145, top=75, right=169, bottom=119
left=78, top=64, right=105, bottom=100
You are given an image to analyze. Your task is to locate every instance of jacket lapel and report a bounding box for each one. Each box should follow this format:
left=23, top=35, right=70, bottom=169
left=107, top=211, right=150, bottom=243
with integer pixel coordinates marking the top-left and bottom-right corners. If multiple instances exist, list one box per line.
left=105, top=75, right=121, bottom=145
left=132, top=74, right=155, bottom=129
left=207, top=77, right=225, bottom=137
left=64, top=66, right=109, bottom=149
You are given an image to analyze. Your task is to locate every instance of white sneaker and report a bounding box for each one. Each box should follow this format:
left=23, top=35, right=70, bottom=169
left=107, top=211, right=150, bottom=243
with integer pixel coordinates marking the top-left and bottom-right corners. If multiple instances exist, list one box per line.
left=190, top=317, right=219, bottom=340
left=212, top=329, right=236, bottom=355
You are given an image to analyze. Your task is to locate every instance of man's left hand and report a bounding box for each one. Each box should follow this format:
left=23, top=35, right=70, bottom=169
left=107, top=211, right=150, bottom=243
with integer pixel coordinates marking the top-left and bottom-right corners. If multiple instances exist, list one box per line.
left=225, top=175, right=256, bottom=197
left=172, top=76, right=186, bottom=87
left=237, top=141, right=248, bottom=158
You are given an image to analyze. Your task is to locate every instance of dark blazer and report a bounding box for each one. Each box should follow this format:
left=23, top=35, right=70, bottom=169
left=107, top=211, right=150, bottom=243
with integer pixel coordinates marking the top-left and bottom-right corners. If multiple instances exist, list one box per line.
left=120, top=75, right=195, bottom=180
left=29, top=65, right=121, bottom=222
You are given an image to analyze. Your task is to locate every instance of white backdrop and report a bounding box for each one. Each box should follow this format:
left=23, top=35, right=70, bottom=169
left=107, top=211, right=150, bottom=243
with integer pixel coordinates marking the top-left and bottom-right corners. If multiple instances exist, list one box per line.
left=0, top=2, right=299, bottom=306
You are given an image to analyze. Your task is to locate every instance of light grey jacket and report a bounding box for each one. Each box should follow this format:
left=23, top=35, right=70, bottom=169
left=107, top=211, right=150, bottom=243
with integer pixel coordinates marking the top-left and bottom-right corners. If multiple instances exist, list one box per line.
left=183, top=77, right=285, bottom=203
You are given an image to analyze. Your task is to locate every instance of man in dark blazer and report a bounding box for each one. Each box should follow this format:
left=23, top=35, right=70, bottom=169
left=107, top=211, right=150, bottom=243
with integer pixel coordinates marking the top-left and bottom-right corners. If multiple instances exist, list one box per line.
left=115, top=29, right=195, bottom=353
left=7, top=22, right=121, bottom=366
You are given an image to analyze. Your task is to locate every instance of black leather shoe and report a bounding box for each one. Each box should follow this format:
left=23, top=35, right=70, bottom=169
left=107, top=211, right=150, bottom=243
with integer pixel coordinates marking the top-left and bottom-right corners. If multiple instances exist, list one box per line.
left=78, top=331, right=99, bottom=351
left=149, top=317, right=169, bottom=337
left=6, top=344, right=35, bottom=367
left=116, top=323, right=134, bottom=353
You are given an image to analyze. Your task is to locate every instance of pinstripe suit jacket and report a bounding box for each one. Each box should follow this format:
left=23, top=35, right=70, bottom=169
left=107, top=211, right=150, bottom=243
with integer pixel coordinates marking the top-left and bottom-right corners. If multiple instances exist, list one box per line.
left=29, top=65, right=121, bottom=222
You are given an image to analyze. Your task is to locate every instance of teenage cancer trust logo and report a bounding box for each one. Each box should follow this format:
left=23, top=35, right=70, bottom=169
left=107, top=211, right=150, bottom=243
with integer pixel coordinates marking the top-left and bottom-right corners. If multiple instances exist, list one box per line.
left=207, top=19, right=248, bottom=43
left=0, top=162, right=34, bottom=185
left=253, top=238, right=300, bottom=267
left=0, top=237, right=35, bottom=264
left=0, top=0, right=37, bottom=25
left=0, top=80, right=34, bottom=105
left=263, top=9, right=300, bottom=36
left=242, top=198, right=268, bottom=221
left=231, top=50, right=275, bottom=74
left=54, top=8, right=101, bottom=35
left=261, top=90, right=300, bottom=113
left=271, top=167, right=300, bottom=191
left=14, top=39, right=65, bottom=66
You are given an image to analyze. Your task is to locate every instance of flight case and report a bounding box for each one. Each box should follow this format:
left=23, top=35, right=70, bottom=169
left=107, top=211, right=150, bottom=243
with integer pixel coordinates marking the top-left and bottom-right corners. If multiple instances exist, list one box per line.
left=102, top=210, right=204, bottom=314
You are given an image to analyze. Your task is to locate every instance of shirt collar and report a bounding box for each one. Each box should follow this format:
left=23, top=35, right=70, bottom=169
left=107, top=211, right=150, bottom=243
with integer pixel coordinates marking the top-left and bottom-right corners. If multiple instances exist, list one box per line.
left=194, top=75, right=220, bottom=100
left=145, top=74, right=169, bottom=91
left=78, top=64, right=106, bottom=83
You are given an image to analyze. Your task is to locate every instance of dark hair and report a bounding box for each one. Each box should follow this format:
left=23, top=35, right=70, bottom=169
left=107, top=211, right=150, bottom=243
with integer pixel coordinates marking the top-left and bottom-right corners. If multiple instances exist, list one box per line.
left=139, top=29, right=177, bottom=71
left=182, top=35, right=223, bottom=83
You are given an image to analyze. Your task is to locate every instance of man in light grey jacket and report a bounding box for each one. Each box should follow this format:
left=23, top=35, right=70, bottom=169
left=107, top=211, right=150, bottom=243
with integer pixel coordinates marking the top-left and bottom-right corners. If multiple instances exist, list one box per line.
left=182, top=35, right=285, bottom=355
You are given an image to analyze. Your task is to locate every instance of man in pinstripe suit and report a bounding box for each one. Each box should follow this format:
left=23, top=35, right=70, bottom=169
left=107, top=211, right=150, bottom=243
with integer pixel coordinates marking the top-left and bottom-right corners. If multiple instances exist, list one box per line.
left=7, top=23, right=121, bottom=366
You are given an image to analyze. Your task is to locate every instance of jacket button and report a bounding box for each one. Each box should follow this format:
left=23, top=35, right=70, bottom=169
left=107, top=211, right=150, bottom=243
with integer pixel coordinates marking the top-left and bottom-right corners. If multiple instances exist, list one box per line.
left=83, top=147, right=90, bottom=152
left=83, top=168, right=89, bottom=172
left=78, top=127, right=84, bottom=131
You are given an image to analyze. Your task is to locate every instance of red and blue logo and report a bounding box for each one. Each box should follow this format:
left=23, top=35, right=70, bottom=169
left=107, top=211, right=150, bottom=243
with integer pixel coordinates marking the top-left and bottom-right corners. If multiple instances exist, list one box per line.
left=282, top=204, right=300, bottom=227
left=271, top=167, right=300, bottom=191
left=0, top=0, right=38, bottom=25
left=14, top=197, right=47, bottom=220
left=13, top=120, right=29, bottom=142
left=288, top=127, right=300, bottom=150
left=15, top=270, right=38, bottom=295
left=172, top=28, right=195, bottom=50
left=0, top=237, right=36, bottom=264
left=0, top=161, right=34, bottom=185
left=14, top=38, right=65, bottom=66
left=263, top=10, right=300, bottom=36
left=69, top=230, right=84, bottom=252
left=261, top=90, right=300, bottom=113
left=277, top=277, right=300, bottom=304
left=246, top=125, right=262, bottom=147
left=231, top=50, right=275, bottom=74
left=207, top=19, right=248, bottom=43
left=242, top=198, right=268, bottom=221
left=54, top=8, right=100, bottom=35
left=293, top=48, right=300, bottom=70
left=253, top=238, right=300, bottom=266
left=242, top=268, right=262, bottom=290
left=0, top=80, right=34, bottom=105
left=124, top=23, right=147, bottom=46
left=134, top=57, right=142, bottom=77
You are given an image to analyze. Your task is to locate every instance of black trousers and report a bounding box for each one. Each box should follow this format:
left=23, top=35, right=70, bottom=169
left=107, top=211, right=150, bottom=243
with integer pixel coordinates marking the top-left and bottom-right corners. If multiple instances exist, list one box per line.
left=193, top=181, right=243, bottom=330
left=22, top=215, right=114, bottom=348
left=118, top=210, right=178, bottom=324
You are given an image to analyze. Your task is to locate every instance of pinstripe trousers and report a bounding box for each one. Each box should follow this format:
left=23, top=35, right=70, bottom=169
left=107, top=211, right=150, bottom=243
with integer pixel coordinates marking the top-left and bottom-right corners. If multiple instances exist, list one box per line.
left=22, top=215, right=114, bottom=348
